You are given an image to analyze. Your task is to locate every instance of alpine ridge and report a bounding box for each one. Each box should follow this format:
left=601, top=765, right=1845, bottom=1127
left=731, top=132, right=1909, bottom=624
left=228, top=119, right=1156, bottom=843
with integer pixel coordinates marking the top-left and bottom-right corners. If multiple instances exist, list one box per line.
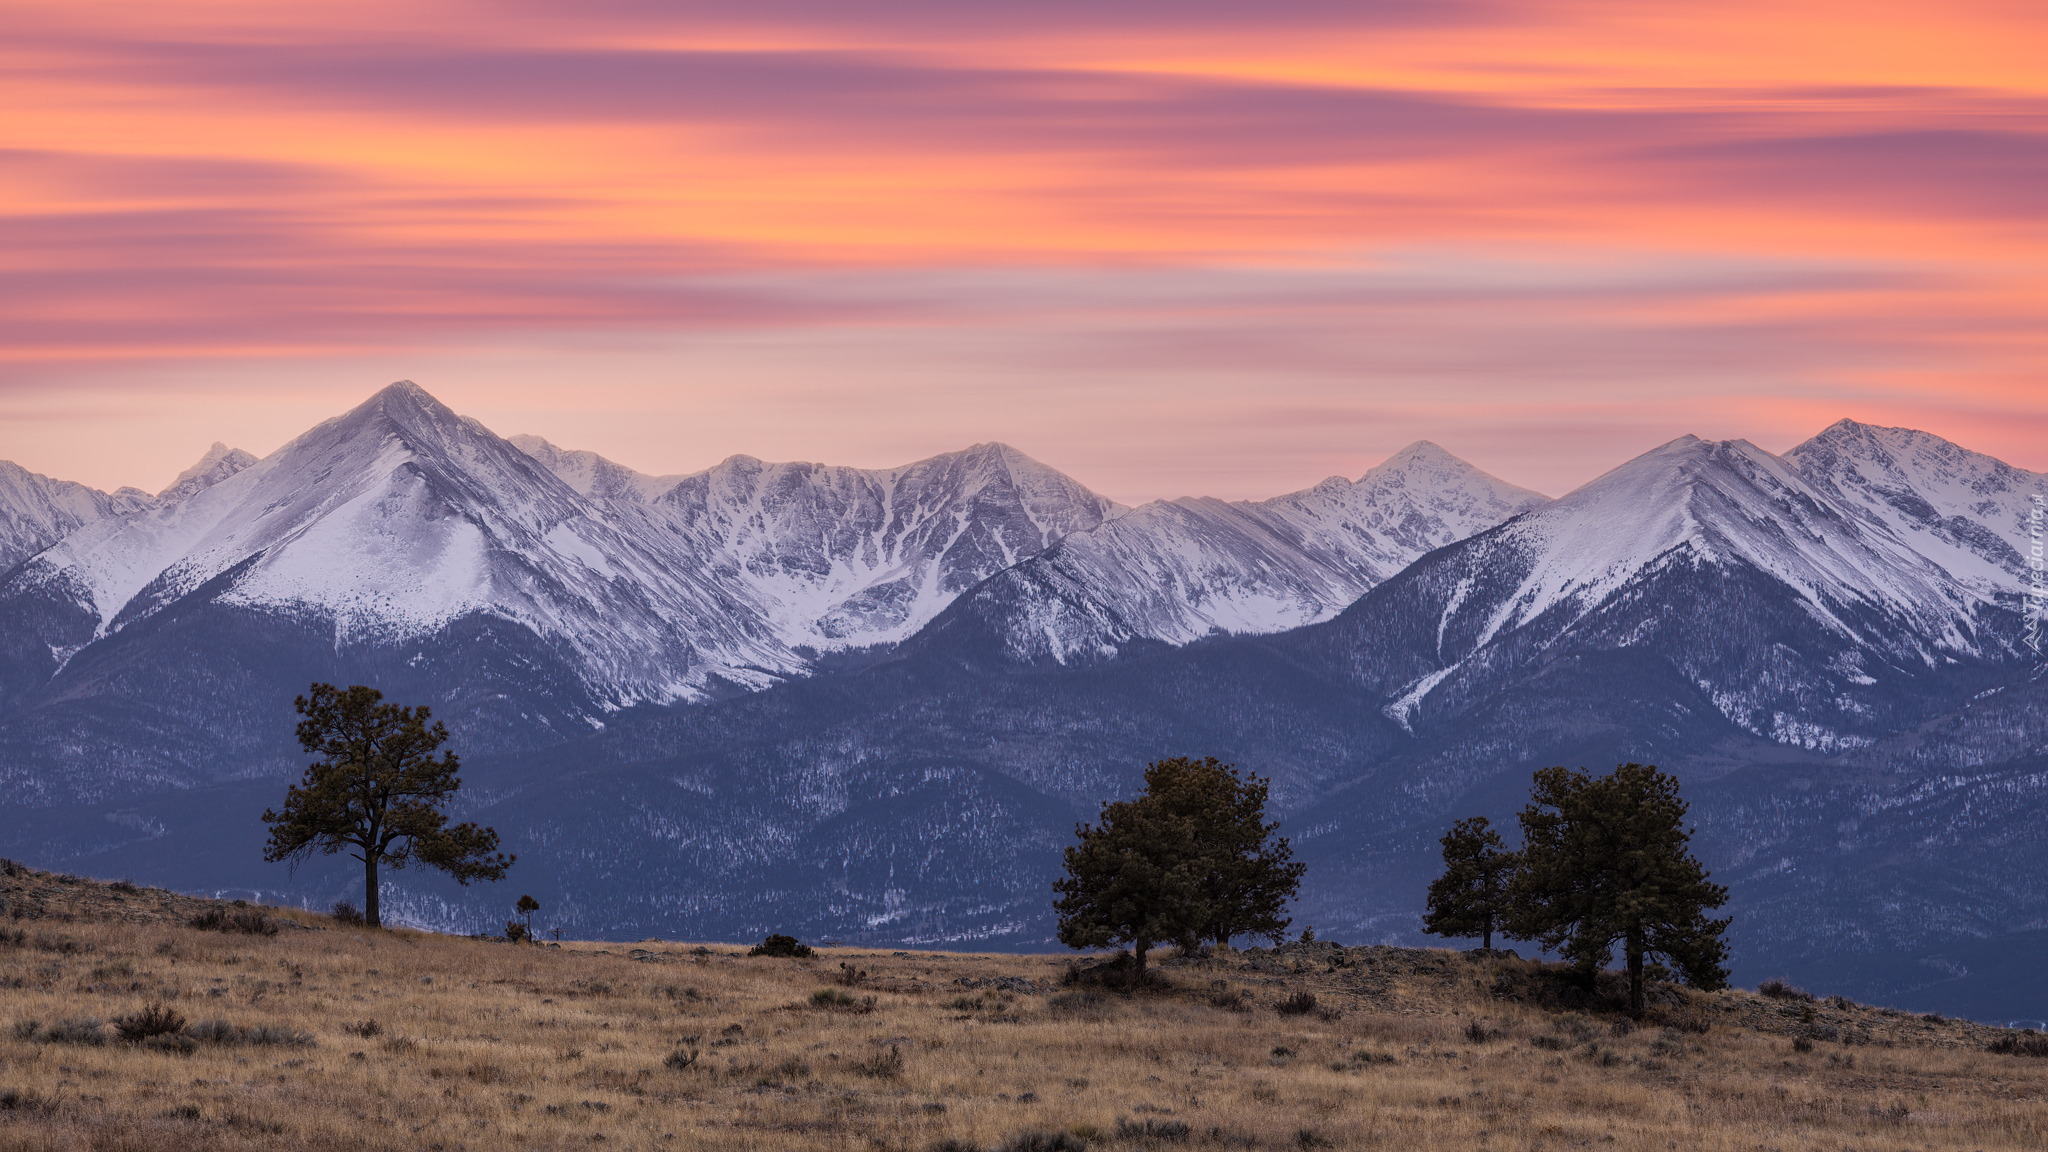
left=0, top=390, right=2043, bottom=1023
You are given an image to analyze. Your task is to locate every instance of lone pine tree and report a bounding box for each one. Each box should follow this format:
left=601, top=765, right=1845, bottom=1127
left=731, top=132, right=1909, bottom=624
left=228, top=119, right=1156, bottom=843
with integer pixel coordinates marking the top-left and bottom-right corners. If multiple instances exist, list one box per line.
left=1054, top=756, right=1304, bottom=977
left=1422, top=815, right=1517, bottom=950
left=1146, top=756, right=1304, bottom=947
left=263, top=683, right=512, bottom=927
left=1508, top=763, right=1730, bottom=1017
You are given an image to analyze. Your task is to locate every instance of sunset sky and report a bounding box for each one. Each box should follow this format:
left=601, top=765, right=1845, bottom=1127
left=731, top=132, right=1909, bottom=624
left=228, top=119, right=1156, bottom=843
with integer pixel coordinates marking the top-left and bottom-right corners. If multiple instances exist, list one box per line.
left=4, top=0, right=2045, bottom=501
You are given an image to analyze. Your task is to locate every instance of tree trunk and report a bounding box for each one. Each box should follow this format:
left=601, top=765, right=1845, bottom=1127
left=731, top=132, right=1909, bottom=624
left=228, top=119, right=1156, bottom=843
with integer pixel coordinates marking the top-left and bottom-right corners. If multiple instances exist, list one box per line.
left=1626, top=934, right=1645, bottom=1018
left=1132, top=939, right=1148, bottom=983
left=1482, top=916, right=1493, bottom=951
left=365, top=854, right=381, bottom=929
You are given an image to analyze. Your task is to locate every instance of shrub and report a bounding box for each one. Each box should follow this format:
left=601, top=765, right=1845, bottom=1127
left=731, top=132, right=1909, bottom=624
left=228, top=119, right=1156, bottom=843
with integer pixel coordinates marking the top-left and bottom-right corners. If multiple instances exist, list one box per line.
left=108, top=879, right=140, bottom=894
left=838, top=962, right=870, bottom=986
left=1530, top=1034, right=1569, bottom=1051
left=1792, top=1036, right=1815, bottom=1053
left=342, top=1019, right=382, bottom=1038
left=44, top=1017, right=108, bottom=1045
left=0, top=1089, right=50, bottom=1113
left=182, top=1019, right=313, bottom=1047
left=187, top=907, right=279, bottom=936
left=505, top=920, right=531, bottom=943
left=1046, top=991, right=1108, bottom=1016
left=1758, top=978, right=1814, bottom=1002
left=114, top=1003, right=187, bottom=1041
left=1208, top=988, right=1250, bottom=1013
left=1115, top=1118, right=1191, bottom=1142
left=1275, top=990, right=1319, bottom=1016
left=663, top=1044, right=701, bottom=1071
left=1987, top=1032, right=2048, bottom=1057
left=853, top=1044, right=905, bottom=1078
left=809, top=988, right=876, bottom=1013
left=1464, top=1021, right=1501, bottom=1043
left=996, top=1132, right=1089, bottom=1152
left=748, top=933, right=814, bottom=958
left=331, top=900, right=365, bottom=926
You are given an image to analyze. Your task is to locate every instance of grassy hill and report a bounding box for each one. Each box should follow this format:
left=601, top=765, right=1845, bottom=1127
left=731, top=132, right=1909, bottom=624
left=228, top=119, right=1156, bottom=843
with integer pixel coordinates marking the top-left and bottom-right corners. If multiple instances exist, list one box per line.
left=1, top=862, right=2045, bottom=1151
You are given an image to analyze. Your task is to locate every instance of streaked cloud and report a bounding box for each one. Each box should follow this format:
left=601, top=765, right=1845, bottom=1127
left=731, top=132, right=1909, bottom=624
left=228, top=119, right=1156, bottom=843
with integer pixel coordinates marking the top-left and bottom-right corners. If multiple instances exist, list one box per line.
left=1, top=0, right=2043, bottom=498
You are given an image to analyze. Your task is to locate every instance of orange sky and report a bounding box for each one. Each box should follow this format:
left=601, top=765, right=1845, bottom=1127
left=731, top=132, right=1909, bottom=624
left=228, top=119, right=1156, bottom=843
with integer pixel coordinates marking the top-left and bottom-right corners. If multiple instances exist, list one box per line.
left=2, top=0, right=2045, bottom=499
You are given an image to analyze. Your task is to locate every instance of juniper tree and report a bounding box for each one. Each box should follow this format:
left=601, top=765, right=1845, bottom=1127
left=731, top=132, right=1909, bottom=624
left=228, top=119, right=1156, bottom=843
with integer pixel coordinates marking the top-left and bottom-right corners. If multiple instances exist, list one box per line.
left=1508, top=763, right=1730, bottom=1017
left=263, top=683, right=512, bottom=927
left=1421, top=816, right=1517, bottom=950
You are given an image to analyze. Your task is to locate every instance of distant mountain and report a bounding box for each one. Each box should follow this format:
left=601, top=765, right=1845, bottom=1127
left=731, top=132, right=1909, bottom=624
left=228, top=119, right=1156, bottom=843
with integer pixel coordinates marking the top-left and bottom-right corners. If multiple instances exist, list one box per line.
left=0, top=461, right=154, bottom=574
left=918, top=441, right=1548, bottom=666
left=3, top=394, right=2043, bottom=1021
left=512, top=436, right=1125, bottom=653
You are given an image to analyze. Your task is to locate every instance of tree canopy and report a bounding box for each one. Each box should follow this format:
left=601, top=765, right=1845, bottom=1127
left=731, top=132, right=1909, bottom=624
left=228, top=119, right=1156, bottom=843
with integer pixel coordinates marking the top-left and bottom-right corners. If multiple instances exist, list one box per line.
left=263, top=683, right=512, bottom=927
left=1053, top=756, right=1303, bottom=978
left=1507, top=763, right=1730, bottom=1016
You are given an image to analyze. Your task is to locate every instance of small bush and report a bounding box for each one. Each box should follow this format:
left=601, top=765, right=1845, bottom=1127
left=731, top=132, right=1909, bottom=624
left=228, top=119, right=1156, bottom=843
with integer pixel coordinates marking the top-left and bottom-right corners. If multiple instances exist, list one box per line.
left=44, top=1016, right=108, bottom=1045
left=342, top=1019, right=381, bottom=1038
left=505, top=920, right=530, bottom=943
left=837, top=962, right=870, bottom=987
left=1792, top=1036, right=1815, bottom=1053
left=1758, top=978, right=1814, bottom=1002
left=1208, top=988, right=1251, bottom=1013
left=108, top=879, right=140, bottom=895
left=1465, top=1021, right=1502, bottom=1043
left=1987, top=1032, right=2048, bottom=1057
left=182, top=1019, right=313, bottom=1047
left=748, top=933, right=813, bottom=958
left=663, top=1045, right=701, bottom=1071
left=809, top=988, right=876, bottom=1013
left=853, top=1044, right=905, bottom=1079
left=1275, top=990, right=1319, bottom=1016
left=1046, top=991, right=1108, bottom=1016
left=1115, top=1118, right=1191, bottom=1142
left=1530, top=1034, right=1569, bottom=1051
left=330, top=900, right=364, bottom=926
left=0, top=1089, right=50, bottom=1113
left=996, top=1132, right=1089, bottom=1152
left=188, top=907, right=279, bottom=936
left=114, top=1003, right=187, bottom=1041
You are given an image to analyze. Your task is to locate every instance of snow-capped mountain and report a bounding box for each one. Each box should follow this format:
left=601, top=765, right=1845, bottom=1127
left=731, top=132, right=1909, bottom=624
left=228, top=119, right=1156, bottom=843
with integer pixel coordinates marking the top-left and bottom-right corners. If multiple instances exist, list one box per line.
left=1308, top=433, right=2033, bottom=751
left=513, top=436, right=1125, bottom=651
left=0, top=461, right=154, bottom=574
left=1788, top=419, right=2043, bottom=607
left=154, top=442, right=259, bottom=504
left=915, top=441, right=1548, bottom=665
left=3, top=382, right=800, bottom=713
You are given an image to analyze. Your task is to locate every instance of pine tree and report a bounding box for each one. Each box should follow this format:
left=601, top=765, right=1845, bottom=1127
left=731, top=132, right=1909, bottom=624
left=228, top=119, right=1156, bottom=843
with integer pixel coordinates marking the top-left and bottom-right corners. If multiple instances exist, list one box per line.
left=263, top=683, right=512, bottom=927
left=1145, top=757, right=1304, bottom=947
left=1053, top=777, right=1206, bottom=979
left=1421, top=816, right=1517, bottom=949
left=1508, top=763, right=1730, bottom=1017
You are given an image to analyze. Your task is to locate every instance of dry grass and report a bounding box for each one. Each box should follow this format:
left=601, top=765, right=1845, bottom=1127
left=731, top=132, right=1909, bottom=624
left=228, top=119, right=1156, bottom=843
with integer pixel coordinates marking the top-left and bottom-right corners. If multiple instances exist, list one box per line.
left=2, top=865, right=2047, bottom=1151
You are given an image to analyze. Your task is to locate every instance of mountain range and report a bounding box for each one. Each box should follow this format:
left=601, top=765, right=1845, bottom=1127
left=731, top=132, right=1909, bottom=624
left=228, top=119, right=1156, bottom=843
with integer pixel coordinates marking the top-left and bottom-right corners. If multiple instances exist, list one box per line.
left=0, top=382, right=2041, bottom=1022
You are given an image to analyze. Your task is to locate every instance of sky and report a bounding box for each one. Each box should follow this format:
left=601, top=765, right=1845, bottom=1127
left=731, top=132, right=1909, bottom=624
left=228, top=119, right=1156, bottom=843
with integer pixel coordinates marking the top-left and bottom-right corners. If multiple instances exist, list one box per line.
left=3, top=0, right=2045, bottom=503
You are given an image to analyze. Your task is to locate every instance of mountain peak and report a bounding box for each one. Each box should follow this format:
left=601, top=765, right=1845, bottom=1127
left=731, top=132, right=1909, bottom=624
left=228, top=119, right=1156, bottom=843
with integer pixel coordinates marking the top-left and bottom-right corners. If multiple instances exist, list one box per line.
left=157, top=441, right=257, bottom=502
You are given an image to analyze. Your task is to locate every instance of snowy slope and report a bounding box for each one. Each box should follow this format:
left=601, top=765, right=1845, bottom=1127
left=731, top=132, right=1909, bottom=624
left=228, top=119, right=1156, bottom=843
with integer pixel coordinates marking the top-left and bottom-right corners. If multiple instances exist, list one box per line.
left=6, top=383, right=803, bottom=706
left=1319, top=434, right=2022, bottom=748
left=1788, top=419, right=2046, bottom=607
left=513, top=436, right=1126, bottom=651
left=155, top=442, right=258, bottom=504
left=921, top=442, right=1549, bottom=665
left=0, top=461, right=154, bottom=574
